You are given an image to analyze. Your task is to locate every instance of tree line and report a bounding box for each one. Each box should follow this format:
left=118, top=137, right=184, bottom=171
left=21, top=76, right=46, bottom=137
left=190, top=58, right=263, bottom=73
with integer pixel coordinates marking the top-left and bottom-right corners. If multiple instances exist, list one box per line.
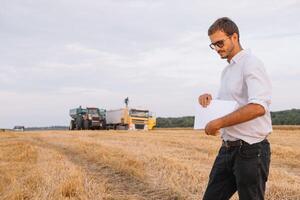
left=156, top=109, right=300, bottom=128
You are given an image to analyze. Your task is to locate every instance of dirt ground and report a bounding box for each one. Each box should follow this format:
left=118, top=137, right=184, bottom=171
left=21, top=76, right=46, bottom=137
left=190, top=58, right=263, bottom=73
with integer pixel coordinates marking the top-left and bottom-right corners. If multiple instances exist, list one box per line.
left=0, top=128, right=299, bottom=200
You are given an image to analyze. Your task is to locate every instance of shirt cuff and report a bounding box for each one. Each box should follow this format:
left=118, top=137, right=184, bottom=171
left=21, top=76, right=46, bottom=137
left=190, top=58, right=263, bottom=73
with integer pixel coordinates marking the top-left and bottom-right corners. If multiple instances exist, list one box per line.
left=248, top=99, right=269, bottom=112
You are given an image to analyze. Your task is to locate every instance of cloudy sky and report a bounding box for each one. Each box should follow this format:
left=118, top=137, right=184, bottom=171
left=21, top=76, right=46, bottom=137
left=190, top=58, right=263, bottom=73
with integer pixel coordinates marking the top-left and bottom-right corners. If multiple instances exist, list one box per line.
left=1, top=0, right=299, bottom=128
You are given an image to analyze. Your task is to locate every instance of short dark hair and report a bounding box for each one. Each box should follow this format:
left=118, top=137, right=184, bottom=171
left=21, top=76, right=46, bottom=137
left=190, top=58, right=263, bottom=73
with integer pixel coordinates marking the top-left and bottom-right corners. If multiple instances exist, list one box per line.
left=208, top=17, right=240, bottom=41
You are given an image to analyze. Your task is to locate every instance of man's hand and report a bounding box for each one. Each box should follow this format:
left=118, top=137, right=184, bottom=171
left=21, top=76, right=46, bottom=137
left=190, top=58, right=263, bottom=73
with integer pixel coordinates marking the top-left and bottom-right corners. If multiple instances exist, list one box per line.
left=198, top=93, right=212, bottom=108
left=205, top=119, right=222, bottom=136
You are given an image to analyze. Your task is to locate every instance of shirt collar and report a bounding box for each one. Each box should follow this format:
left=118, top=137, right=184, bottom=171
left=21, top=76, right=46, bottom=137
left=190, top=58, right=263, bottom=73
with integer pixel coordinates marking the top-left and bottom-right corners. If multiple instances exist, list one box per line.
left=229, top=49, right=251, bottom=64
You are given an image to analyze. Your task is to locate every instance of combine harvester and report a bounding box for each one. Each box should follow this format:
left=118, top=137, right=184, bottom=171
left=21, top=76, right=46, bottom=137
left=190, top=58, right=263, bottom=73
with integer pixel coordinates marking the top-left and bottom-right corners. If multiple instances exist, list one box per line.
left=69, top=106, right=106, bottom=130
left=106, top=97, right=156, bottom=130
left=106, top=108, right=151, bottom=130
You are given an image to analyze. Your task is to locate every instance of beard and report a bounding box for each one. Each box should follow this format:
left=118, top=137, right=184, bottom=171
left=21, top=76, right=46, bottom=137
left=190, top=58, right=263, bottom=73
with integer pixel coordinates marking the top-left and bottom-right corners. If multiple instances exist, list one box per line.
left=218, top=51, right=228, bottom=59
left=218, top=44, right=234, bottom=59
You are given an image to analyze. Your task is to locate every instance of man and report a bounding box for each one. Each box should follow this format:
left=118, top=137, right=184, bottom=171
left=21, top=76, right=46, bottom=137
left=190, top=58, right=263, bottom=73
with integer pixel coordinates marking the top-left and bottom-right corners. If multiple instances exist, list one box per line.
left=199, top=17, right=272, bottom=200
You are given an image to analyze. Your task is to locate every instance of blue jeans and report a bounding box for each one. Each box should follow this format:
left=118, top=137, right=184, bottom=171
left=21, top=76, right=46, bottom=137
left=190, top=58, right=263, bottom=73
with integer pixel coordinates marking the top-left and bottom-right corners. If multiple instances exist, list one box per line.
left=203, top=139, right=271, bottom=200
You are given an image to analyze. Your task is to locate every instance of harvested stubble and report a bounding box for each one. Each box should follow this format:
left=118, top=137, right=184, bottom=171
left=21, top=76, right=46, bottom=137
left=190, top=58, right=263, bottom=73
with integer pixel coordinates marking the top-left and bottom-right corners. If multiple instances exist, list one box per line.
left=0, top=128, right=299, bottom=200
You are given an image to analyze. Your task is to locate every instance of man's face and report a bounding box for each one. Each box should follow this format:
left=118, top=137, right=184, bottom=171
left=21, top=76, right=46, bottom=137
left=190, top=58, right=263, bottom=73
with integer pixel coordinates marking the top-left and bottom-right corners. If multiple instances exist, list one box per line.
left=209, top=30, right=235, bottom=59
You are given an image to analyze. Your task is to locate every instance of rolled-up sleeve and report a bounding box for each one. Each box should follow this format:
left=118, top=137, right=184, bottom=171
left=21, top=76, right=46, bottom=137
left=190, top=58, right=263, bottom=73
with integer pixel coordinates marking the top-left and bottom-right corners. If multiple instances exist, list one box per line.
left=244, top=58, right=272, bottom=112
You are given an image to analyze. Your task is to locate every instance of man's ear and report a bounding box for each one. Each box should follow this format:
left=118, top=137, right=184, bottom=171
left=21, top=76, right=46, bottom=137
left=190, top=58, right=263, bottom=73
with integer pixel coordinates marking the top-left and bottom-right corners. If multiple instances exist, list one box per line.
left=232, top=33, right=239, bottom=42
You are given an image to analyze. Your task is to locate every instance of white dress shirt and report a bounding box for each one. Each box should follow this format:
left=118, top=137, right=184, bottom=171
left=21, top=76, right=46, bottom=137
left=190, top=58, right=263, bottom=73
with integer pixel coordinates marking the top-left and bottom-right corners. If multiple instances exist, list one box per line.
left=217, top=49, right=272, bottom=144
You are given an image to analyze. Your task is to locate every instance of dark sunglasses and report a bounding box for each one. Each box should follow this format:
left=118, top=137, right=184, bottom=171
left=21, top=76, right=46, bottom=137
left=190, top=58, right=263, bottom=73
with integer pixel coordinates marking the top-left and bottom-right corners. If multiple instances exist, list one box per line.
left=209, top=36, right=231, bottom=50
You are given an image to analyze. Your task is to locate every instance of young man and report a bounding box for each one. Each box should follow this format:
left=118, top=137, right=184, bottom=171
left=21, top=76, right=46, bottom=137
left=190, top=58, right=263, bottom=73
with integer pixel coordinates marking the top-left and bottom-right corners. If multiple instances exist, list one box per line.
left=199, top=17, right=272, bottom=200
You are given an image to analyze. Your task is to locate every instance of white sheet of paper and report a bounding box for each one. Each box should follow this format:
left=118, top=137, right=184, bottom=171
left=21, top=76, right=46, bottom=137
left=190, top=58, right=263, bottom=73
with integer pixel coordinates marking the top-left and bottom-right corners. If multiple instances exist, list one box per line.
left=194, top=100, right=238, bottom=130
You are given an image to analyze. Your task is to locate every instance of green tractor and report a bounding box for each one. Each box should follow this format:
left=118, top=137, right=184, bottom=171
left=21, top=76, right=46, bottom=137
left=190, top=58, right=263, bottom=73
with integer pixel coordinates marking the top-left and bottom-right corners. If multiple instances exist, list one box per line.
left=69, top=106, right=106, bottom=130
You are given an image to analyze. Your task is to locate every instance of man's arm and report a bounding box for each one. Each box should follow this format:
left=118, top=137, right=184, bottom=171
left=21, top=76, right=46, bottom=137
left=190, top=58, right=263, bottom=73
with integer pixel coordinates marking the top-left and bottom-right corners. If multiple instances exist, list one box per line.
left=205, top=103, right=265, bottom=135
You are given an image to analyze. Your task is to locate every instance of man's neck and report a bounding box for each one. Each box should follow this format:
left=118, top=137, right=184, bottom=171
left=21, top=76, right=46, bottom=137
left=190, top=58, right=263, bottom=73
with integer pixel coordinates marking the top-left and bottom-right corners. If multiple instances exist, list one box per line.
left=227, top=45, right=243, bottom=63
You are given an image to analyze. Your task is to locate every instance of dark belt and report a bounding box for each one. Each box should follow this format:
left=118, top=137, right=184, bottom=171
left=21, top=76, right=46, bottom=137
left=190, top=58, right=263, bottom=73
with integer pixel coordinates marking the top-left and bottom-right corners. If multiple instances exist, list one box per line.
left=222, top=139, right=246, bottom=148
left=222, top=139, right=268, bottom=148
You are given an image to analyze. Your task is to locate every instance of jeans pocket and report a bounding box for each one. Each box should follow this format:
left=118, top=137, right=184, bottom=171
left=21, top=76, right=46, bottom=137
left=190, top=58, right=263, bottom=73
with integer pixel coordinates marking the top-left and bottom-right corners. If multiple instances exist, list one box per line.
left=238, top=144, right=261, bottom=159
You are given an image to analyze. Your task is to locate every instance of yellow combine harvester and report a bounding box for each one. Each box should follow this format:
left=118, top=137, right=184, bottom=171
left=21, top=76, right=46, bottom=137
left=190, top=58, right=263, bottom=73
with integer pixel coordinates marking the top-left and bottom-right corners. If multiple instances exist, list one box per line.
left=106, top=107, right=156, bottom=130
left=105, top=97, right=156, bottom=131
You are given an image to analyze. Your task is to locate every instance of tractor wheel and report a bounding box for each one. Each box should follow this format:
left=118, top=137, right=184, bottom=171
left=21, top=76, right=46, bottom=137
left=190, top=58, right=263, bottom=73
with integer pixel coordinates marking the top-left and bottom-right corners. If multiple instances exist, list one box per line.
left=76, top=117, right=83, bottom=130
left=83, top=120, right=90, bottom=130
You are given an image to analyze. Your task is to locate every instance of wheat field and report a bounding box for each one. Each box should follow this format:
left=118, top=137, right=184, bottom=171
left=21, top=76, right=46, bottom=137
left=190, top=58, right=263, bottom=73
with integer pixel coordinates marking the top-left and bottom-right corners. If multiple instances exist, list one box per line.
left=0, top=128, right=299, bottom=200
